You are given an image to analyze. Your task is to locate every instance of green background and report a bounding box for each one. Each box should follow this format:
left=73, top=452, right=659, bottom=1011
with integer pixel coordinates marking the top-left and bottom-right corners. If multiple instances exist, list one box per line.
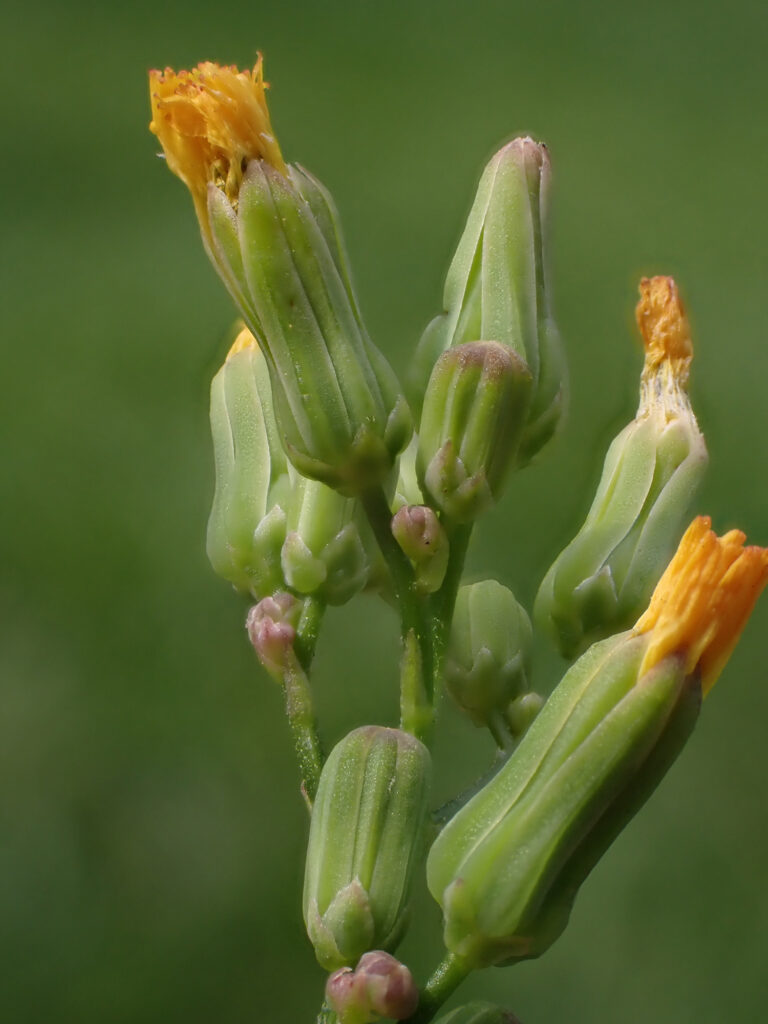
left=3, top=0, right=768, bottom=1020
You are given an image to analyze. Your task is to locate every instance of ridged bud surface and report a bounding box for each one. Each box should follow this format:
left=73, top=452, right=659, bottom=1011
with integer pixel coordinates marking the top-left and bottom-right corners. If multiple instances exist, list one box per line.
left=427, top=631, right=698, bottom=966
left=417, top=342, right=531, bottom=522
left=411, top=138, right=566, bottom=464
left=304, top=727, right=431, bottom=970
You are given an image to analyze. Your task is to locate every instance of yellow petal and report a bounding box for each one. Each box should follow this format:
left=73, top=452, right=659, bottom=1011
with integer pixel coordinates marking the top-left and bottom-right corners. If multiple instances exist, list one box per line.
left=635, top=516, right=768, bottom=694
left=148, top=58, right=286, bottom=220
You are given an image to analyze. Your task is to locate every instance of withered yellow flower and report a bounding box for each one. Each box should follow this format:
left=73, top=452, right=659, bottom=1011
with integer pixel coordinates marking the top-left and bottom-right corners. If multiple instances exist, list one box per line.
left=636, top=275, right=692, bottom=386
left=635, top=515, right=768, bottom=693
left=148, top=58, right=286, bottom=237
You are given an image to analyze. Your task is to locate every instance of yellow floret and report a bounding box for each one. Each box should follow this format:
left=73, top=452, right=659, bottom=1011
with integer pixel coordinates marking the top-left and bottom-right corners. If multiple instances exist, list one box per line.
left=148, top=58, right=286, bottom=228
left=635, top=516, right=768, bottom=694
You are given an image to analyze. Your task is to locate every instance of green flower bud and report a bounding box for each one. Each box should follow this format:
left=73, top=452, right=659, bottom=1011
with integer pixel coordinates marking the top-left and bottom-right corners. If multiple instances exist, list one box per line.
left=428, top=517, right=768, bottom=968
left=391, top=505, right=449, bottom=594
left=417, top=342, right=532, bottom=523
left=428, top=631, right=696, bottom=967
left=535, top=277, right=708, bottom=659
left=304, top=726, right=431, bottom=971
left=326, top=951, right=419, bottom=1024
left=206, top=327, right=289, bottom=597
left=445, top=580, right=539, bottom=738
left=410, top=138, right=566, bottom=464
left=434, top=1004, right=521, bottom=1024
left=150, top=60, right=412, bottom=495
left=282, top=469, right=369, bottom=605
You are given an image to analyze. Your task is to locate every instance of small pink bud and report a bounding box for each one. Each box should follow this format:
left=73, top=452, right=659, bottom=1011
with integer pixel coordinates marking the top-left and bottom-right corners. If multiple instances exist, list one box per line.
left=246, top=593, right=303, bottom=678
left=326, top=951, right=419, bottom=1023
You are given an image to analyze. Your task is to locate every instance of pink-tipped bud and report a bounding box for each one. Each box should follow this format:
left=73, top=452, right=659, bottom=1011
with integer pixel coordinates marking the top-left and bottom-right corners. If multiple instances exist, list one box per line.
left=246, top=592, right=303, bottom=678
left=326, top=951, right=419, bottom=1023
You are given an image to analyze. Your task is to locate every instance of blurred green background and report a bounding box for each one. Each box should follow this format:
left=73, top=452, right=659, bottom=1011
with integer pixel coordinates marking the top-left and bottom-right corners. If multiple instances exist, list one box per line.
left=3, top=0, right=768, bottom=1020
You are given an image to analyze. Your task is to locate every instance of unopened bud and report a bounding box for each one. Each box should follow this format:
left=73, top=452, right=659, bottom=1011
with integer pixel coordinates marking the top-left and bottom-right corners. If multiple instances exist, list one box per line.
left=246, top=593, right=302, bottom=679
left=281, top=471, right=369, bottom=605
left=417, top=342, right=531, bottom=523
left=445, top=580, right=539, bottom=739
left=410, top=138, right=566, bottom=464
left=304, top=727, right=431, bottom=970
left=391, top=505, right=449, bottom=594
left=207, top=326, right=289, bottom=597
left=326, top=951, right=419, bottom=1024
left=535, top=277, right=708, bottom=659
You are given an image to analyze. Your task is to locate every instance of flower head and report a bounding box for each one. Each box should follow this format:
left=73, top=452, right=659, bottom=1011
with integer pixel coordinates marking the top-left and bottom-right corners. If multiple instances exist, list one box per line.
left=148, top=58, right=286, bottom=232
left=634, top=516, right=768, bottom=692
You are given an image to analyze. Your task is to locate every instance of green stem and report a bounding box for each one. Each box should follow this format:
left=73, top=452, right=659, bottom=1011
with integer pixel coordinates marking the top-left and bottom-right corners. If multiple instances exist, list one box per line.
left=295, top=594, right=325, bottom=672
left=430, top=523, right=472, bottom=683
left=361, top=487, right=436, bottom=741
left=406, top=952, right=472, bottom=1024
left=282, top=653, right=324, bottom=806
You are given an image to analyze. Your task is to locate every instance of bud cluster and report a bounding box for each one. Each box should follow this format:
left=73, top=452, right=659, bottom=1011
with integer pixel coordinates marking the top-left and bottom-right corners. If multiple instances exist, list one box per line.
left=150, top=56, right=768, bottom=1024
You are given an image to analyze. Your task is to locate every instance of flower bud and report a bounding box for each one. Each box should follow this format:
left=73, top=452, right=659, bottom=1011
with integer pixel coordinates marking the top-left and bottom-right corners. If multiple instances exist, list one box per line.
left=246, top=592, right=303, bottom=679
left=326, top=951, right=419, bottom=1024
left=206, top=326, right=289, bottom=596
left=410, top=138, right=566, bottom=464
left=434, top=1004, right=521, bottom=1024
left=281, top=470, right=369, bottom=605
left=304, top=726, right=431, bottom=970
left=427, top=518, right=768, bottom=967
left=391, top=505, right=449, bottom=594
left=150, top=61, right=412, bottom=494
left=535, top=277, right=708, bottom=659
left=445, top=580, right=539, bottom=739
left=417, top=342, right=532, bottom=523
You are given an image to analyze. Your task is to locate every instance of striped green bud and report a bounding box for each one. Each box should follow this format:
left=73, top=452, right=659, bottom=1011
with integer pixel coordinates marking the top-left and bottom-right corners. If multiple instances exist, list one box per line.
left=417, top=342, right=532, bottom=523
left=206, top=327, right=289, bottom=597
left=427, top=631, right=698, bottom=967
left=434, top=1004, right=521, bottom=1024
left=150, top=60, right=411, bottom=495
left=410, top=138, right=566, bottom=464
left=446, top=580, right=540, bottom=740
left=304, top=727, right=431, bottom=971
left=535, top=277, right=707, bottom=659
left=428, top=516, right=768, bottom=967
left=207, top=160, right=412, bottom=494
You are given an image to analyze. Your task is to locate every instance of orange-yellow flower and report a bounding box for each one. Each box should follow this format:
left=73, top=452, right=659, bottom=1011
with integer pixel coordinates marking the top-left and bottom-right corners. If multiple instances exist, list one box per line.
left=148, top=58, right=286, bottom=237
left=635, top=515, right=768, bottom=693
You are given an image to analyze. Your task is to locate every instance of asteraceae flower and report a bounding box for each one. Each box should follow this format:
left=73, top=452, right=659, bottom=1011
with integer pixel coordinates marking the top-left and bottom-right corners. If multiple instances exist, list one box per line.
left=635, top=515, right=768, bottom=692
left=148, top=58, right=285, bottom=243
